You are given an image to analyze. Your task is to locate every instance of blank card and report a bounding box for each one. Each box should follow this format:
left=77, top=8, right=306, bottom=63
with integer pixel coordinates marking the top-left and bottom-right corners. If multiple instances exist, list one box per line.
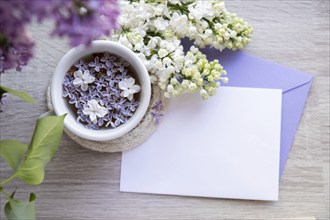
left=120, top=87, right=282, bottom=201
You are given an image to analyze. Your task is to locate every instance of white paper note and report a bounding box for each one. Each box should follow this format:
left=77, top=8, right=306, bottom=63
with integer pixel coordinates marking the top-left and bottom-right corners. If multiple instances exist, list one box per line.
left=121, top=87, right=282, bottom=201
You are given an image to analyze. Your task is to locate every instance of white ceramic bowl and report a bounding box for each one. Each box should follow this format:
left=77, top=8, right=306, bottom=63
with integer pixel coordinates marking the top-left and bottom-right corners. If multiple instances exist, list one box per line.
left=51, top=40, right=151, bottom=141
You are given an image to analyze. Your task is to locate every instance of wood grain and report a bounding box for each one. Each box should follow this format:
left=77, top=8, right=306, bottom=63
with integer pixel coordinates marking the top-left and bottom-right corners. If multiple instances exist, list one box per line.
left=0, top=1, right=329, bottom=219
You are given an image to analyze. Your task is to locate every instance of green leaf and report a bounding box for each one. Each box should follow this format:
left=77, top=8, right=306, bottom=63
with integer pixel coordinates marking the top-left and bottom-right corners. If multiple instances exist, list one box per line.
left=0, top=85, right=35, bottom=104
left=0, top=140, right=27, bottom=171
left=15, top=114, right=66, bottom=185
left=4, top=191, right=36, bottom=220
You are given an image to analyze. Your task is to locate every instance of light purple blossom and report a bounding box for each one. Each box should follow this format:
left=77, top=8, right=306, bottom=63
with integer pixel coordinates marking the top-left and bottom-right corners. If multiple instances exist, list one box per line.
left=128, top=99, right=139, bottom=112
left=151, top=101, right=164, bottom=125
left=0, top=0, right=119, bottom=73
left=74, top=59, right=88, bottom=70
left=152, top=101, right=163, bottom=112
left=88, top=57, right=103, bottom=72
left=100, top=52, right=116, bottom=68
left=51, top=0, right=119, bottom=47
left=0, top=0, right=34, bottom=73
left=95, top=76, right=108, bottom=91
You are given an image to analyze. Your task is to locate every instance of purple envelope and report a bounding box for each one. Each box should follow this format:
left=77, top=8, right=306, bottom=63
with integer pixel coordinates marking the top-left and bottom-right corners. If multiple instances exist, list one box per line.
left=182, top=40, right=313, bottom=176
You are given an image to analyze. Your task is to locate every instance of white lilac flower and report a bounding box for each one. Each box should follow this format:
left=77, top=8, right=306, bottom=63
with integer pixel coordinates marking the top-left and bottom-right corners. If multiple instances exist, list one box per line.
left=118, top=77, right=141, bottom=101
left=158, top=48, right=168, bottom=58
left=106, top=0, right=252, bottom=100
left=153, top=17, right=169, bottom=31
left=200, top=89, right=209, bottom=100
left=82, top=99, right=108, bottom=124
left=147, top=37, right=160, bottom=49
left=169, top=13, right=189, bottom=37
left=73, top=69, right=95, bottom=91
left=188, top=2, right=210, bottom=20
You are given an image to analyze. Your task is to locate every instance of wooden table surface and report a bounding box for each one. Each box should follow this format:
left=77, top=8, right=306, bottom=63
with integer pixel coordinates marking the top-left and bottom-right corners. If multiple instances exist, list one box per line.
left=0, top=1, right=329, bottom=219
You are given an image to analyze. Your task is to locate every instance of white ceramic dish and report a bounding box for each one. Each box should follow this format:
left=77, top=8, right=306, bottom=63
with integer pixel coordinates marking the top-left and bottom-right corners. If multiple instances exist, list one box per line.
left=51, top=40, right=151, bottom=141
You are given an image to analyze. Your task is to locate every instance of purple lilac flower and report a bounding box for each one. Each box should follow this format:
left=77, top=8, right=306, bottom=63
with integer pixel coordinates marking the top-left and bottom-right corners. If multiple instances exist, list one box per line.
left=112, top=97, right=127, bottom=111
left=152, top=101, right=163, bottom=111
left=114, top=71, right=129, bottom=83
left=74, top=59, right=88, bottom=70
left=88, top=57, right=103, bottom=72
left=106, top=82, right=121, bottom=98
left=128, top=99, right=140, bottom=111
left=63, top=53, right=140, bottom=130
left=115, top=58, right=129, bottom=74
left=86, top=123, right=99, bottom=130
left=0, top=0, right=119, bottom=73
left=95, top=77, right=107, bottom=91
left=51, top=0, right=119, bottom=47
left=151, top=101, right=164, bottom=125
left=0, top=1, right=34, bottom=73
left=100, top=52, right=116, bottom=68
left=121, top=107, right=133, bottom=117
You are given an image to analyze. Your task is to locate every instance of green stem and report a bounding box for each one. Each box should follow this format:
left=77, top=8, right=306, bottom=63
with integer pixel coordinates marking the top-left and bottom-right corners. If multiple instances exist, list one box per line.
left=202, top=17, right=214, bottom=29
left=1, top=174, right=16, bottom=186
left=146, top=31, right=162, bottom=38
left=168, top=3, right=189, bottom=14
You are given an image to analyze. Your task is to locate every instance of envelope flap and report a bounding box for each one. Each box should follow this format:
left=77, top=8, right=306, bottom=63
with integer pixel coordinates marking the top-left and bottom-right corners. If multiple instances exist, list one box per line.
left=213, top=49, right=313, bottom=93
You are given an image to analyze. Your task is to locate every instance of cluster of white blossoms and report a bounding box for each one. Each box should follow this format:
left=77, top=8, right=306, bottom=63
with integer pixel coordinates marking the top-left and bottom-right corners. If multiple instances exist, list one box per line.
left=106, top=0, right=252, bottom=99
